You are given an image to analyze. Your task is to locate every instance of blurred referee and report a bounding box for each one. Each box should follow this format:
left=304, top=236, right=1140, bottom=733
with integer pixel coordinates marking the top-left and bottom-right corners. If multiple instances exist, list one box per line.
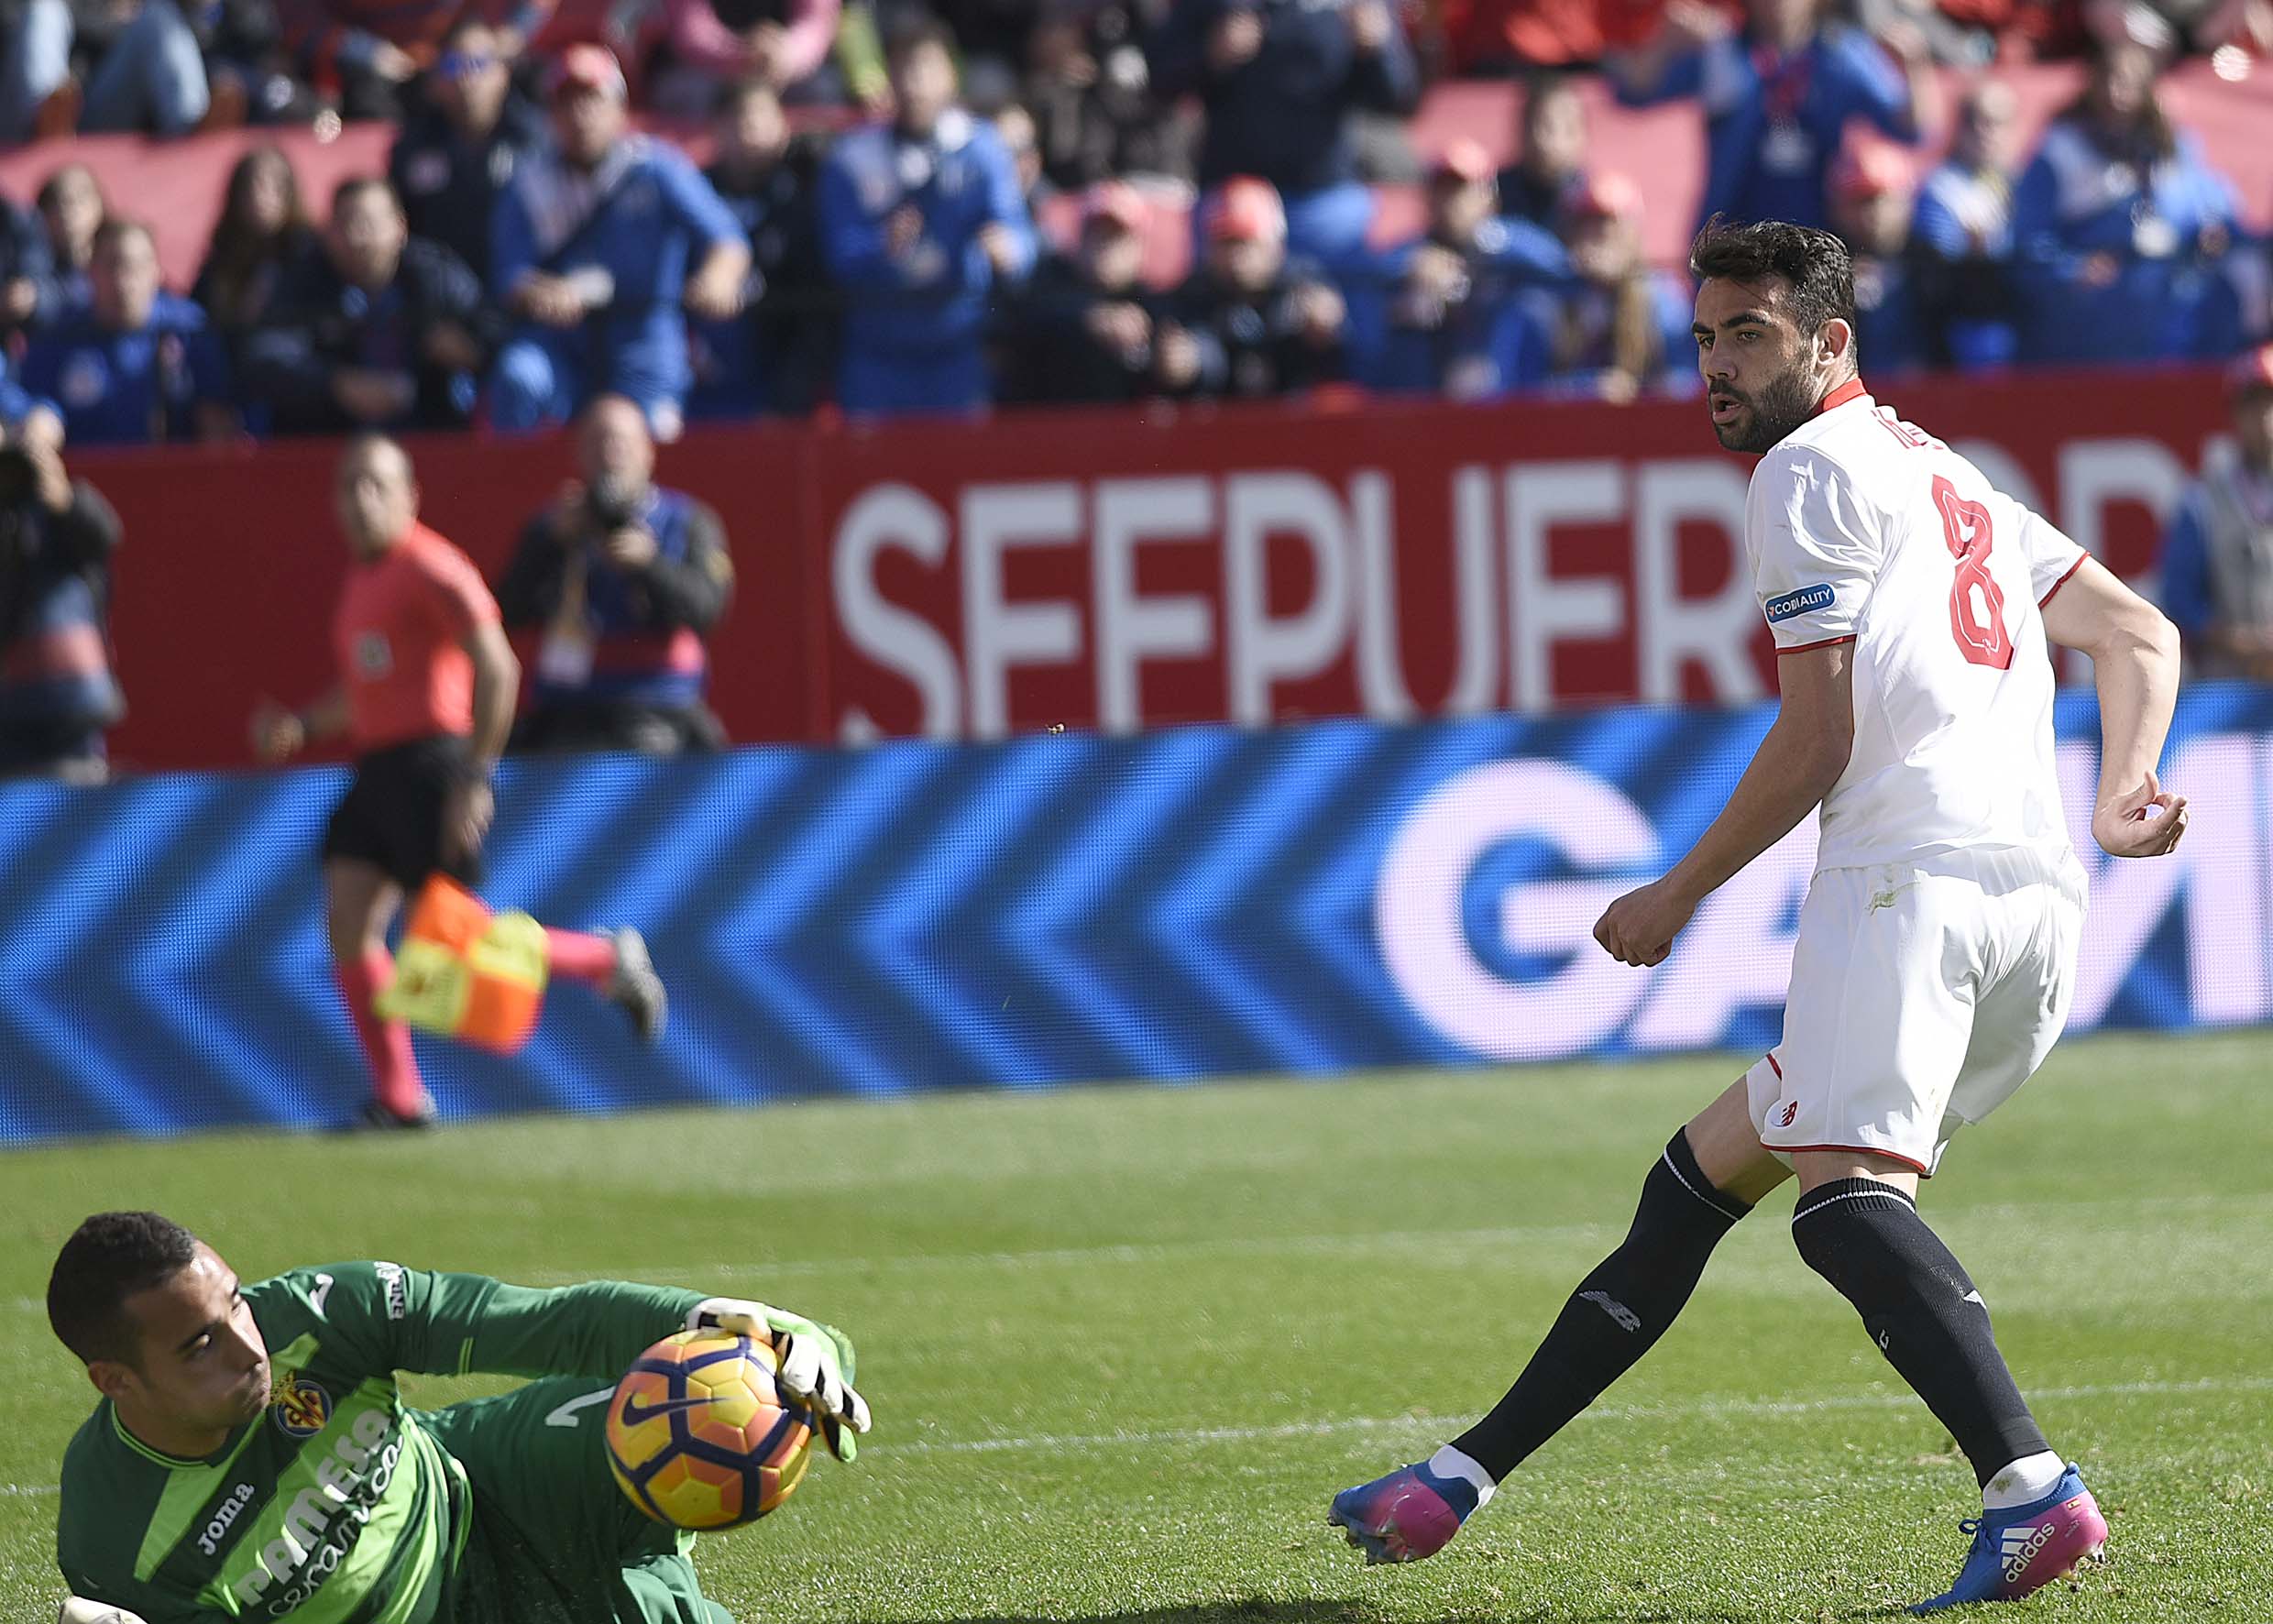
left=253, top=434, right=665, bottom=1128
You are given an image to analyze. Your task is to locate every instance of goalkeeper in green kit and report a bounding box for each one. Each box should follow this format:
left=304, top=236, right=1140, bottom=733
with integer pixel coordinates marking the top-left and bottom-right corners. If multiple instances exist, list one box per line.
left=44, top=1213, right=872, bottom=1624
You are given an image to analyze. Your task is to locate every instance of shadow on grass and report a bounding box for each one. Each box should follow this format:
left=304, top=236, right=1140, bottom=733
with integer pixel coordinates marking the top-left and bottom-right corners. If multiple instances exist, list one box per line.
left=931, top=1601, right=1918, bottom=1624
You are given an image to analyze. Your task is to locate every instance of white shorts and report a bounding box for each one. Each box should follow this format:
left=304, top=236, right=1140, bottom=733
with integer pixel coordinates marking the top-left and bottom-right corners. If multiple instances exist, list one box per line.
left=1747, top=849, right=2086, bottom=1177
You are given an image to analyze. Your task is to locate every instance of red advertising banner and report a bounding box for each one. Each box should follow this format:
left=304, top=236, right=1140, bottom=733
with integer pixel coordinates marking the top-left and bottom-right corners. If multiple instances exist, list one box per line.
left=83, top=366, right=2228, bottom=772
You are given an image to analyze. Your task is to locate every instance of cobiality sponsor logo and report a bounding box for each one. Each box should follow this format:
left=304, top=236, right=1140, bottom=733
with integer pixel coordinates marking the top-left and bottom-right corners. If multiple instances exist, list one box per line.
left=1763, top=582, right=1836, bottom=623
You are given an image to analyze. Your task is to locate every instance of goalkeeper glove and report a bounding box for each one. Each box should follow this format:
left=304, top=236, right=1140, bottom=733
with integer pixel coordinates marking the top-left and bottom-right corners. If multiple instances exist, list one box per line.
left=60, top=1601, right=148, bottom=1624
left=687, top=1297, right=872, bottom=1462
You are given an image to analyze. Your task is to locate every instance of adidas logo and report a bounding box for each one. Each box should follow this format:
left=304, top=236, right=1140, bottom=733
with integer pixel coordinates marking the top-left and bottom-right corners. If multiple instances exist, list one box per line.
left=2000, top=1520, right=2059, bottom=1580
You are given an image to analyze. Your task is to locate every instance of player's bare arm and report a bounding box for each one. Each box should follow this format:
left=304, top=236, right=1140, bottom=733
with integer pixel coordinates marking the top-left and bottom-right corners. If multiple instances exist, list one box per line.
left=1593, top=640, right=1853, bottom=968
left=2039, top=556, right=2188, bottom=859
left=445, top=620, right=521, bottom=861
left=250, top=686, right=349, bottom=763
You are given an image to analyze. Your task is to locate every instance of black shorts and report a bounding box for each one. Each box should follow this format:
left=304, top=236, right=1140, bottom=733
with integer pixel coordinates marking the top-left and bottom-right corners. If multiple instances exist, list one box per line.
left=320, top=735, right=485, bottom=892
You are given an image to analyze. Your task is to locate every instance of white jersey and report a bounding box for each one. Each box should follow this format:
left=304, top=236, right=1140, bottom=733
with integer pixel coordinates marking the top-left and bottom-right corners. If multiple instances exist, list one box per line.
left=1746, top=380, right=2087, bottom=873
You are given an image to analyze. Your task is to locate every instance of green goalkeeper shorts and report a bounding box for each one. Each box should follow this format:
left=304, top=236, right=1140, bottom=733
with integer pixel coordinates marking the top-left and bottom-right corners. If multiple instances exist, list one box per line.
left=422, top=1377, right=737, bottom=1624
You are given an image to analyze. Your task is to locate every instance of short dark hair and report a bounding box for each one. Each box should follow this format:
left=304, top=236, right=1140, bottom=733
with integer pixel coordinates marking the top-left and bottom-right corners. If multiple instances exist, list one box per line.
left=49, top=1212, right=202, bottom=1367
left=1521, top=69, right=1576, bottom=122
left=36, top=162, right=100, bottom=214
left=92, top=217, right=154, bottom=258
left=884, top=16, right=958, bottom=68
left=1688, top=216, right=1856, bottom=345
left=713, top=74, right=781, bottom=119
left=441, top=11, right=496, bottom=49
left=331, top=175, right=399, bottom=216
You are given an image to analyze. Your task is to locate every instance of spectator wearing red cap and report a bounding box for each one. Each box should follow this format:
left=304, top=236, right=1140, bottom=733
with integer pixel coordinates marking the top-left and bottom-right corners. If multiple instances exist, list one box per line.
left=1911, top=78, right=2021, bottom=369
left=1004, top=181, right=1166, bottom=406
left=1148, top=0, right=1420, bottom=269
left=2158, top=346, right=2273, bottom=679
left=1828, top=140, right=1928, bottom=377
left=1609, top=0, right=1931, bottom=236
left=1157, top=176, right=1345, bottom=400
left=2010, top=29, right=2244, bottom=365
left=489, top=44, right=752, bottom=438
left=1540, top=170, right=1695, bottom=402
left=1347, top=142, right=1558, bottom=402
left=818, top=19, right=1036, bottom=417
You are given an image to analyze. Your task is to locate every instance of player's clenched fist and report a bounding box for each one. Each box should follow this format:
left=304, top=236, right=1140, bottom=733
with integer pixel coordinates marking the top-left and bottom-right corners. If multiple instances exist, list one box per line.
left=1593, top=877, right=1698, bottom=968
left=2092, top=770, right=2189, bottom=859
left=687, top=1297, right=873, bottom=1461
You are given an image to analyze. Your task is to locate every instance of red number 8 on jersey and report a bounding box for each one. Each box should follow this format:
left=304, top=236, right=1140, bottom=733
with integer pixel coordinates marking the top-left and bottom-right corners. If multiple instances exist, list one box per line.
left=1932, top=475, right=2014, bottom=670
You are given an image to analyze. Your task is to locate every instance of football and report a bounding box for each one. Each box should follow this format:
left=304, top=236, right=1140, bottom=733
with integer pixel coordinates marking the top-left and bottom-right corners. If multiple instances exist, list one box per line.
left=604, top=1330, right=817, bottom=1529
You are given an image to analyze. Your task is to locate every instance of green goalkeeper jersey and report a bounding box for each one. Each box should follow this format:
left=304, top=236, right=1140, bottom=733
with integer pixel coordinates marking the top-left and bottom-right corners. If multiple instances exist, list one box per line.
left=55, top=1263, right=704, bottom=1623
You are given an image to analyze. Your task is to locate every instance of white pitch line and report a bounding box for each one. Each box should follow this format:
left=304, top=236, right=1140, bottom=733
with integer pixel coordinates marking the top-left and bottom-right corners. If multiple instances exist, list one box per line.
left=2, top=1375, right=2263, bottom=1498
left=847, top=1374, right=2273, bottom=1459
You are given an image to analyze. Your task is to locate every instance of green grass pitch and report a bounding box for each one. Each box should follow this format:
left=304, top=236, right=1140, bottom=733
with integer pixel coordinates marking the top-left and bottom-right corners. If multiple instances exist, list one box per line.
left=4, top=1029, right=2269, bottom=1622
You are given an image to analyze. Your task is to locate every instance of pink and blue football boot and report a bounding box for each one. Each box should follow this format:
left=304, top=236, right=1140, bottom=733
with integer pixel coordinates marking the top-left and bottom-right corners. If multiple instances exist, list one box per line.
left=1328, top=1459, right=1481, bottom=1564
left=1912, top=1465, right=2108, bottom=1613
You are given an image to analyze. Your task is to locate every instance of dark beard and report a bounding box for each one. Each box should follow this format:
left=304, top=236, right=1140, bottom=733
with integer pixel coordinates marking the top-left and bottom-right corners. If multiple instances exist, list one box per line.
left=1714, top=367, right=1820, bottom=454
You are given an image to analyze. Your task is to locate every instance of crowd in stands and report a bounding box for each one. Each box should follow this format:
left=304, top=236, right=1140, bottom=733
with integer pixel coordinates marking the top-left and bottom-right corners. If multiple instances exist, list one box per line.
left=0, top=0, right=2266, bottom=441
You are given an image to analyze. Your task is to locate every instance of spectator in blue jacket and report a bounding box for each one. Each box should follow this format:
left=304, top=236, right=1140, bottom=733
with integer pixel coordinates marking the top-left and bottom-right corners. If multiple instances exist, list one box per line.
left=0, top=430, right=124, bottom=784
left=1911, top=76, right=2019, bottom=369
left=2010, top=31, right=2243, bottom=366
left=1608, top=0, right=1932, bottom=236
left=1915, top=77, right=2016, bottom=264
left=1829, top=141, right=1929, bottom=378
left=818, top=20, right=1035, bottom=418
left=389, top=18, right=551, bottom=289
left=0, top=353, right=63, bottom=446
left=243, top=177, right=497, bottom=435
left=2158, top=345, right=2273, bottom=680
left=1540, top=170, right=1694, bottom=401
left=19, top=219, right=234, bottom=446
left=1148, top=0, right=1420, bottom=269
left=1349, top=140, right=1555, bottom=401
left=490, top=45, right=752, bottom=439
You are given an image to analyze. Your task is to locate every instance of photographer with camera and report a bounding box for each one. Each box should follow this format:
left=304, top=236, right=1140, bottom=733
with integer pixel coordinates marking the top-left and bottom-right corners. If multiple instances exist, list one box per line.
left=496, top=393, right=733, bottom=755
left=0, top=429, right=123, bottom=783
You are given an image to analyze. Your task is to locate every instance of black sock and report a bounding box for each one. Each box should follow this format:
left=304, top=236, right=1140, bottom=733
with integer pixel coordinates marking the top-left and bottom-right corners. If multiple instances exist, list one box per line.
left=1791, top=1179, right=2048, bottom=1487
left=1451, top=1131, right=1751, bottom=1480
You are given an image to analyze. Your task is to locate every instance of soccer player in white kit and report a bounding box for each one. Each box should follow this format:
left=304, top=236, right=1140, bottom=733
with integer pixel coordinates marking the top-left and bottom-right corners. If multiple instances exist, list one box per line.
left=1331, top=220, right=2190, bottom=1611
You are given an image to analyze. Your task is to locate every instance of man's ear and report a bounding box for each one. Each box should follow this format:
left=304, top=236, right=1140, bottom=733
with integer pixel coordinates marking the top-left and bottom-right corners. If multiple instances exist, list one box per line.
left=1820, top=316, right=1856, bottom=369
left=85, top=1358, right=137, bottom=1406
